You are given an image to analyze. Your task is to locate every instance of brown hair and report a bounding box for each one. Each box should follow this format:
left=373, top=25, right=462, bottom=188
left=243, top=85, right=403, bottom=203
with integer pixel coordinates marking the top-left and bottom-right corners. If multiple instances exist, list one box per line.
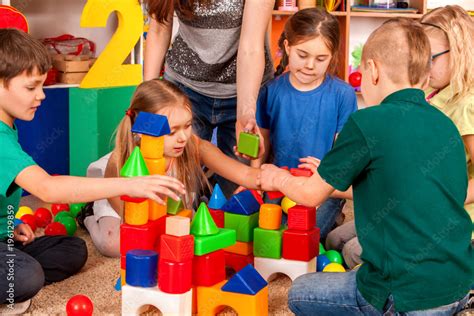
left=143, top=0, right=213, bottom=24
left=362, top=18, right=431, bottom=86
left=275, top=8, right=340, bottom=77
left=0, top=28, right=51, bottom=87
left=113, top=79, right=208, bottom=207
left=421, top=5, right=474, bottom=106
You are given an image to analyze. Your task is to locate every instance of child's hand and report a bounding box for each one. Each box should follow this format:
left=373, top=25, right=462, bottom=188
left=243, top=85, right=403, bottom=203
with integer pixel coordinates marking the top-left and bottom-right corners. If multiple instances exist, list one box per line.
left=235, top=121, right=266, bottom=159
left=127, top=175, right=186, bottom=205
left=14, top=223, right=35, bottom=245
left=298, top=156, right=321, bottom=174
left=257, top=164, right=291, bottom=192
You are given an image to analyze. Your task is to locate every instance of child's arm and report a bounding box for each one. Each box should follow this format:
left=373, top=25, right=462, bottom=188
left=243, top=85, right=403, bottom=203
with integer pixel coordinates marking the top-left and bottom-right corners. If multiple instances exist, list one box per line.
left=199, top=138, right=260, bottom=190
left=15, top=165, right=185, bottom=205
left=250, top=128, right=271, bottom=168
left=104, top=153, right=124, bottom=218
left=143, top=15, right=173, bottom=80
left=258, top=164, right=335, bottom=207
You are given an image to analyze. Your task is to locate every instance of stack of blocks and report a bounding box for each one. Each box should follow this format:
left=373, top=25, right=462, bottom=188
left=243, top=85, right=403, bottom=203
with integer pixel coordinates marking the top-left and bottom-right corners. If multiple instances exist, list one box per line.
left=191, top=201, right=268, bottom=315
left=221, top=190, right=262, bottom=272
left=255, top=168, right=318, bottom=281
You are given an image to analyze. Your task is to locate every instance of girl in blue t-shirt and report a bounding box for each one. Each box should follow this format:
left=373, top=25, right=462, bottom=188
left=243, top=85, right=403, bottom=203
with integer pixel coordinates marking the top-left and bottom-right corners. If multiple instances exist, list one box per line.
left=253, top=8, right=357, bottom=239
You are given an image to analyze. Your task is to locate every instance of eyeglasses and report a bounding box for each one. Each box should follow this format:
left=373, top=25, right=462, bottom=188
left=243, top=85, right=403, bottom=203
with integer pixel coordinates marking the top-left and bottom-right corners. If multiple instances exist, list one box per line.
left=431, top=49, right=450, bottom=62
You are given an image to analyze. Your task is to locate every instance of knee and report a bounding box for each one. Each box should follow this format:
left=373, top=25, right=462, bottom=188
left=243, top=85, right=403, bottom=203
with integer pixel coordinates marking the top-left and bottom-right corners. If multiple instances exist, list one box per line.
left=14, top=259, right=45, bottom=302
left=96, top=233, right=120, bottom=258
left=342, top=238, right=362, bottom=269
left=66, top=237, right=88, bottom=274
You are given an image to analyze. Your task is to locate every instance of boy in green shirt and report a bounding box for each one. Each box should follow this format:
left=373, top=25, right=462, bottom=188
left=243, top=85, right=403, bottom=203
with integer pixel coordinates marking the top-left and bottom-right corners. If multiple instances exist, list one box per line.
left=0, top=29, right=185, bottom=314
left=259, top=18, right=473, bottom=314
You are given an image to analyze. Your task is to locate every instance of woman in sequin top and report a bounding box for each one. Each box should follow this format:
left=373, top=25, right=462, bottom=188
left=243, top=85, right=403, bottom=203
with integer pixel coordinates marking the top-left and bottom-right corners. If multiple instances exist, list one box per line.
left=143, top=0, right=275, bottom=197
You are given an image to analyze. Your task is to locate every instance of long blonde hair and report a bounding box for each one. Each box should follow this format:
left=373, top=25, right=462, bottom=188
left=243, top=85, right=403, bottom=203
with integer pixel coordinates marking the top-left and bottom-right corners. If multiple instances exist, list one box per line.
left=113, top=79, right=208, bottom=206
left=421, top=5, right=474, bottom=106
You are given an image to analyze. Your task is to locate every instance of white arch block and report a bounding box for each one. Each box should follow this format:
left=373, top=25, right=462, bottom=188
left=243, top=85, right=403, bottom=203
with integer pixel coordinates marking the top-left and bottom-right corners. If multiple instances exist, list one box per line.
left=254, top=256, right=316, bottom=281
left=122, top=285, right=192, bottom=315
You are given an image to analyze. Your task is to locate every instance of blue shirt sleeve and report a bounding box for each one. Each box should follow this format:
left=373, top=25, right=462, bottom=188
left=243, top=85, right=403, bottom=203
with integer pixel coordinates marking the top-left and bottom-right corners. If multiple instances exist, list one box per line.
left=336, top=87, right=358, bottom=133
left=256, top=85, right=270, bottom=129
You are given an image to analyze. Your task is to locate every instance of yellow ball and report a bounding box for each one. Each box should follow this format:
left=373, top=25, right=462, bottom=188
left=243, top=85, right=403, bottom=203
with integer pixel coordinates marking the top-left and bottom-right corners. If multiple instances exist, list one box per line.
left=281, top=196, right=296, bottom=214
left=15, top=206, right=34, bottom=219
left=323, top=263, right=346, bottom=273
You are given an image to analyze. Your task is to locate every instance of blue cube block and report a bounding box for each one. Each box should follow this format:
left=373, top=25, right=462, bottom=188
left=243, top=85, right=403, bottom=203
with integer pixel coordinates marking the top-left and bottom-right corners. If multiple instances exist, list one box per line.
left=125, top=250, right=158, bottom=287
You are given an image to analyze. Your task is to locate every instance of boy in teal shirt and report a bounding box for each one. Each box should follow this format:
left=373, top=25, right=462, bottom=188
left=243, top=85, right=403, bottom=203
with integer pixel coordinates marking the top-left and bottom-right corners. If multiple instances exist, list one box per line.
left=259, top=18, right=473, bottom=315
left=0, top=29, right=185, bottom=314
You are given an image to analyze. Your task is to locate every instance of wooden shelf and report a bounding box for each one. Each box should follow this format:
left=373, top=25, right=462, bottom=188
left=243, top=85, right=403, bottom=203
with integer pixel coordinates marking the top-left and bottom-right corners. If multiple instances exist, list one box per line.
left=349, top=11, right=423, bottom=18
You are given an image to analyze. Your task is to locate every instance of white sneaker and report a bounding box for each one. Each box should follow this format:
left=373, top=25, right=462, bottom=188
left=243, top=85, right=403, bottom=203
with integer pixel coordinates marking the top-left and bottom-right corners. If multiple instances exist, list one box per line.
left=0, top=299, right=32, bottom=315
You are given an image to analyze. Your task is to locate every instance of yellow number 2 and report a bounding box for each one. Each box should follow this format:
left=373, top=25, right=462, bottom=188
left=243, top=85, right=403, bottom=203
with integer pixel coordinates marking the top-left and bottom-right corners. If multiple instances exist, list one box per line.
left=80, top=0, right=143, bottom=88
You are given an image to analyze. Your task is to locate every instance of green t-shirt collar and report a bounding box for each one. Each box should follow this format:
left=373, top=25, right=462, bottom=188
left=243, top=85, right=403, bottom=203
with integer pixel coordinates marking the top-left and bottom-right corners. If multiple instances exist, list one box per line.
left=381, top=88, right=426, bottom=106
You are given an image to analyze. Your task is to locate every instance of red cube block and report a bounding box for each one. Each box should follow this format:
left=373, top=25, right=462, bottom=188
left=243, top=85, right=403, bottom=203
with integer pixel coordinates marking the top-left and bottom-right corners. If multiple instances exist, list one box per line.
left=193, top=250, right=225, bottom=286
left=282, top=228, right=320, bottom=261
left=158, top=259, right=192, bottom=294
left=288, top=205, right=316, bottom=231
left=120, top=217, right=166, bottom=255
left=290, top=168, right=313, bottom=177
left=160, top=234, right=194, bottom=263
left=209, top=208, right=224, bottom=228
left=224, top=251, right=254, bottom=272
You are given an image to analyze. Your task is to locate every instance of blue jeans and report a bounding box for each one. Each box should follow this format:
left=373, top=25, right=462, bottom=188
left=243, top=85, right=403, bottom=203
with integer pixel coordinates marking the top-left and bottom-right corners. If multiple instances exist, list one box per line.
left=267, top=195, right=345, bottom=240
left=169, top=80, right=239, bottom=198
left=288, top=270, right=469, bottom=316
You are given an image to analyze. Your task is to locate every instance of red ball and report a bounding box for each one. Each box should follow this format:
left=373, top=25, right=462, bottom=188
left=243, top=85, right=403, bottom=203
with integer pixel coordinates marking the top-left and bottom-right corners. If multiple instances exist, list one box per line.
left=20, top=214, right=37, bottom=232
left=44, top=222, right=67, bottom=236
left=66, top=295, right=93, bottom=316
left=34, top=208, right=52, bottom=228
left=51, top=203, right=69, bottom=216
left=349, top=71, right=362, bottom=88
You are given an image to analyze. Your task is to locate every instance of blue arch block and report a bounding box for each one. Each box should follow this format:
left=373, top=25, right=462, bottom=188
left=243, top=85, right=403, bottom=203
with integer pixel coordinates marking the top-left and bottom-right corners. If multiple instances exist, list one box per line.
left=125, top=249, right=158, bottom=287
left=221, top=190, right=260, bottom=215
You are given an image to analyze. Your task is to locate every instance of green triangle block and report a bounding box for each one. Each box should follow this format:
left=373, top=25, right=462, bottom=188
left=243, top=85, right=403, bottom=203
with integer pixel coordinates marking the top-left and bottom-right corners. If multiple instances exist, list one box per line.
left=120, top=147, right=150, bottom=177
left=190, top=202, right=219, bottom=236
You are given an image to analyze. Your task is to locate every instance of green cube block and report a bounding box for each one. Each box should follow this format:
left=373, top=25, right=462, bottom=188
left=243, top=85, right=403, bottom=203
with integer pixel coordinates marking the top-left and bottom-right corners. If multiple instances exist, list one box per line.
left=224, top=212, right=259, bottom=242
left=167, top=198, right=183, bottom=215
left=237, top=132, right=259, bottom=158
left=194, top=228, right=236, bottom=256
left=253, top=227, right=285, bottom=259
left=69, top=86, right=136, bottom=176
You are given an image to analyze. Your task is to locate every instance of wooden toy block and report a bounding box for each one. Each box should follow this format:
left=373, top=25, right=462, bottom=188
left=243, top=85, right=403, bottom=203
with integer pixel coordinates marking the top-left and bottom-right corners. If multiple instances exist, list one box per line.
left=127, top=207, right=154, bottom=230
left=191, top=202, right=219, bottom=236
left=225, top=241, right=253, bottom=255
left=141, top=135, right=165, bottom=159
left=288, top=205, right=316, bottom=231
left=259, top=204, right=282, bottom=230
left=122, top=285, right=192, bottom=316
left=208, top=183, right=227, bottom=209
left=192, top=249, right=225, bottom=286
left=160, top=234, right=194, bottom=262
left=221, top=264, right=267, bottom=295
left=167, top=197, right=184, bottom=215
left=177, top=209, right=193, bottom=219
left=209, top=208, right=224, bottom=228
left=125, top=250, right=158, bottom=287
left=158, top=259, right=193, bottom=294
left=197, top=280, right=268, bottom=316
left=253, top=227, right=285, bottom=259
left=149, top=198, right=167, bottom=221
left=254, top=256, right=316, bottom=281
left=222, top=190, right=260, bottom=215
left=224, top=252, right=255, bottom=272
left=145, top=157, right=166, bottom=175
left=194, top=228, right=236, bottom=256
left=290, top=168, right=313, bottom=177
left=120, top=217, right=166, bottom=255
left=237, top=132, right=260, bottom=158
left=224, top=212, right=259, bottom=242
left=165, top=216, right=190, bottom=236
left=282, top=228, right=320, bottom=262
left=69, top=86, right=136, bottom=176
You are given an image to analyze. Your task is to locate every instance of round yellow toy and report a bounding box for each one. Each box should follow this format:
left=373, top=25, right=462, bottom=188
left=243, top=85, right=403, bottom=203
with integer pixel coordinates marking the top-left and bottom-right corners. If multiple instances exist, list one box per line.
left=281, top=196, right=296, bottom=213
left=15, top=206, right=34, bottom=219
left=323, top=263, right=346, bottom=273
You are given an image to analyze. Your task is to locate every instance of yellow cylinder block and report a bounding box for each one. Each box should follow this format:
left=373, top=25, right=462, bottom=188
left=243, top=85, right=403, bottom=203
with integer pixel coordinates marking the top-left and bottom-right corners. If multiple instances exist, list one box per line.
left=145, top=157, right=166, bottom=175
left=259, top=204, right=282, bottom=230
left=124, top=200, right=149, bottom=225
left=141, top=135, right=164, bottom=159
